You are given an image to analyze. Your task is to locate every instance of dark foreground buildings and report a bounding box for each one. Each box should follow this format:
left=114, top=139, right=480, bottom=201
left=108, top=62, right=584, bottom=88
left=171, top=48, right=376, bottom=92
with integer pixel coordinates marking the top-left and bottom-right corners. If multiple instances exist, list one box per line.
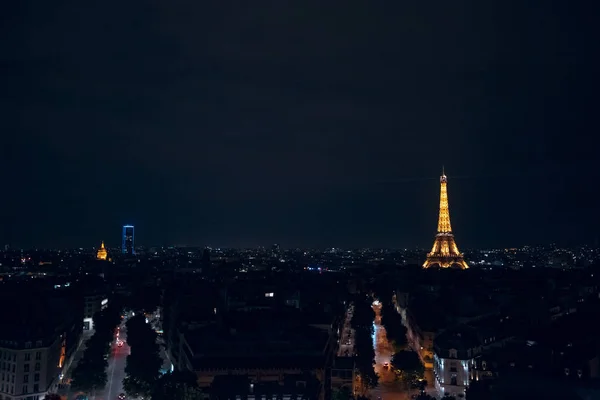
left=393, top=266, right=600, bottom=399
left=164, top=274, right=343, bottom=400
left=0, top=288, right=82, bottom=400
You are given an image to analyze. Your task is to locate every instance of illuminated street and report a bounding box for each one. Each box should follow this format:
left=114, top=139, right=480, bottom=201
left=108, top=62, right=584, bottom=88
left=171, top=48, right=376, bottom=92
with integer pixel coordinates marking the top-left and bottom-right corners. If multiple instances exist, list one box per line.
left=338, top=303, right=355, bottom=357
left=98, top=325, right=129, bottom=400
left=369, top=301, right=409, bottom=400
left=65, top=325, right=129, bottom=400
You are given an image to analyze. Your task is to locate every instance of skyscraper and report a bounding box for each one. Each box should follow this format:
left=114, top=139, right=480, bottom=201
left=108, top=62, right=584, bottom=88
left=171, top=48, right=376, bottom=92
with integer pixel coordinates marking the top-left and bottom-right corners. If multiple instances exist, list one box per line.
left=122, top=225, right=135, bottom=255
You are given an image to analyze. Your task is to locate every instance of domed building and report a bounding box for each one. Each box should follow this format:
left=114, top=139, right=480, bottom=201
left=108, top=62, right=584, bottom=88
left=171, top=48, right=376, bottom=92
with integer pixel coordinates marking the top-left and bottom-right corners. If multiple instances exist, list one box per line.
left=96, top=241, right=108, bottom=261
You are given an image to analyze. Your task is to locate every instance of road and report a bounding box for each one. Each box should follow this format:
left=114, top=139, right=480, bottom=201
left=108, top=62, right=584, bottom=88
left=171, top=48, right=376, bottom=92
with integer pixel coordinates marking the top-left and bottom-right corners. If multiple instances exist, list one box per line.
left=158, top=339, right=172, bottom=374
left=99, top=325, right=129, bottom=400
left=66, top=325, right=129, bottom=400
left=338, top=303, right=355, bottom=357
left=62, top=313, right=170, bottom=400
left=99, top=317, right=172, bottom=400
left=369, top=301, right=410, bottom=400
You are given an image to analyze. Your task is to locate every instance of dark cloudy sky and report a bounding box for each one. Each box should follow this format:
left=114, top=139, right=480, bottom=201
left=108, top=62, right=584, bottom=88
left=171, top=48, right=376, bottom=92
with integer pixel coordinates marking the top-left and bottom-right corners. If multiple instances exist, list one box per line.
left=1, top=1, right=597, bottom=249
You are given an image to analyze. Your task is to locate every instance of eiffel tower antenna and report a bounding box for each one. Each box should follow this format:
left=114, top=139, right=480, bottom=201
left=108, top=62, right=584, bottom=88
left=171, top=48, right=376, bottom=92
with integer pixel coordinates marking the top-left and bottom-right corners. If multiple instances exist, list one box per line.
left=423, top=169, right=469, bottom=269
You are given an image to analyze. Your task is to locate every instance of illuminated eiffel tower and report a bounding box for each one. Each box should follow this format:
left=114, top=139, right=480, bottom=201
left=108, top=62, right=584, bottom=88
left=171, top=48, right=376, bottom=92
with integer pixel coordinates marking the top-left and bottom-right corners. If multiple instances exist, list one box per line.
left=422, top=168, right=469, bottom=269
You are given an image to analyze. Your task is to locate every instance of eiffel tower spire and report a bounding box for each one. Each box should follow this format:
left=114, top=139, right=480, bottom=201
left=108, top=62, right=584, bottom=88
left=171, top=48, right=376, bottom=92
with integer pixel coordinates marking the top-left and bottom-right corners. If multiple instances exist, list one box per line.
left=423, top=169, right=469, bottom=269
left=437, top=168, right=452, bottom=234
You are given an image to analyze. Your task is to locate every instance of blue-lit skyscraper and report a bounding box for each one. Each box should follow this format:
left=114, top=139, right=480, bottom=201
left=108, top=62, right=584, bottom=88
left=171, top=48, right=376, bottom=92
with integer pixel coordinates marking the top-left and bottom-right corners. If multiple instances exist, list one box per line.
left=122, top=225, right=134, bottom=255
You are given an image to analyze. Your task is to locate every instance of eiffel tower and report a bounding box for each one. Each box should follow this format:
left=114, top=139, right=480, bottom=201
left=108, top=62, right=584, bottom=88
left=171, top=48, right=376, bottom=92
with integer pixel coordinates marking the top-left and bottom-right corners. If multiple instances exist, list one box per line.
left=423, top=168, right=469, bottom=269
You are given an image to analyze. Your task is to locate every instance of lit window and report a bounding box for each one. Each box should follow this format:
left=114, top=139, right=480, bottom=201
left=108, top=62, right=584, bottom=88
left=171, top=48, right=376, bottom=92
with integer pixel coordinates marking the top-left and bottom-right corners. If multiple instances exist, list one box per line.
left=265, top=293, right=274, bottom=297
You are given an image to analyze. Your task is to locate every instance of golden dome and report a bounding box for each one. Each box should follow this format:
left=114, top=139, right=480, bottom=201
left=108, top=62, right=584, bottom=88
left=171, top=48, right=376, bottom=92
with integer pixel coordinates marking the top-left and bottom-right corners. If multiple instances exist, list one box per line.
left=96, top=241, right=108, bottom=261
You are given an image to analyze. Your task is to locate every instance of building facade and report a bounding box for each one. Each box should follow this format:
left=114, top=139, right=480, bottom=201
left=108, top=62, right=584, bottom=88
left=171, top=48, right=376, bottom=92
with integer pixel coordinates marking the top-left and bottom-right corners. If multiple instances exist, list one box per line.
left=83, top=293, right=108, bottom=331
left=0, top=339, right=64, bottom=400
left=0, top=295, right=81, bottom=400
left=122, top=225, right=134, bottom=255
left=433, top=328, right=480, bottom=398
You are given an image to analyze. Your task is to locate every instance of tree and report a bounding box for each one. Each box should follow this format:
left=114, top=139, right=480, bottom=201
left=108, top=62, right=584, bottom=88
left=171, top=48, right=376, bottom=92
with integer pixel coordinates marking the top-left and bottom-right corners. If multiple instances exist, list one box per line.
left=391, top=350, right=424, bottom=383
left=350, top=295, right=375, bottom=332
left=123, top=314, right=162, bottom=398
left=84, top=334, right=111, bottom=361
left=371, top=276, right=394, bottom=301
left=414, top=394, right=437, bottom=400
left=125, top=346, right=162, bottom=381
left=359, top=365, right=379, bottom=390
left=93, top=304, right=122, bottom=337
left=332, top=386, right=352, bottom=400
left=129, top=285, right=161, bottom=314
left=69, top=302, right=122, bottom=398
left=71, top=359, right=107, bottom=395
left=151, top=370, right=203, bottom=400
left=125, top=314, right=157, bottom=347
left=465, top=379, right=491, bottom=400
left=123, top=374, right=153, bottom=399
left=380, top=300, right=408, bottom=351
left=351, top=297, right=379, bottom=391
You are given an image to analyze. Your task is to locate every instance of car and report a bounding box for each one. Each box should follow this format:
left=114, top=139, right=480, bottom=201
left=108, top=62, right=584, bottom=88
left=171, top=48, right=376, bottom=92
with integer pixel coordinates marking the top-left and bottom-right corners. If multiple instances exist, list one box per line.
left=383, top=362, right=389, bottom=368
left=118, top=393, right=126, bottom=400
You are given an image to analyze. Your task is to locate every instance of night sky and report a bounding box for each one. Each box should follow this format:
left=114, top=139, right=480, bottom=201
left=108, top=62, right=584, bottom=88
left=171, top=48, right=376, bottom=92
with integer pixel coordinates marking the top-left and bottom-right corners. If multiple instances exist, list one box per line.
left=2, top=2, right=597, bottom=249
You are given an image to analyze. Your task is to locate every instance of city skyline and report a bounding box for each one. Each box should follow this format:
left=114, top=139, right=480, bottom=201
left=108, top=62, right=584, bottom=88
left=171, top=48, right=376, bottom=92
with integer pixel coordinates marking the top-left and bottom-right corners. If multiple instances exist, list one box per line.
left=2, top=167, right=598, bottom=250
left=2, top=2, right=597, bottom=249
left=3, top=3, right=599, bottom=400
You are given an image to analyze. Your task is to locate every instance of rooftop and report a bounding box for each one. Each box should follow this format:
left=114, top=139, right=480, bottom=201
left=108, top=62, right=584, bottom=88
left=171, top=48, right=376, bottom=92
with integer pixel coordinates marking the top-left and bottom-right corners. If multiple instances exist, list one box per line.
left=0, top=291, right=78, bottom=346
left=210, top=373, right=321, bottom=398
left=435, top=326, right=480, bottom=351
left=183, top=309, right=331, bottom=369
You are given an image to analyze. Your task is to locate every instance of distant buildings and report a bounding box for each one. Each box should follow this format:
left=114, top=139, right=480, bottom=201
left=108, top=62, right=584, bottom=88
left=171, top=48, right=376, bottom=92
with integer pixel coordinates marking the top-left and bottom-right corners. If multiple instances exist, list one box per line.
left=202, top=248, right=211, bottom=269
left=122, top=225, right=134, bottom=255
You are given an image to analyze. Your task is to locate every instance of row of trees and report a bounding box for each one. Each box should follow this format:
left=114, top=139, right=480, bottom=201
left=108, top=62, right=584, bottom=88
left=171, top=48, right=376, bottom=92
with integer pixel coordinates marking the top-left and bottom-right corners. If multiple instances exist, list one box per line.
left=123, top=314, right=204, bottom=399
left=151, top=370, right=204, bottom=400
left=350, top=295, right=379, bottom=392
left=71, top=304, right=122, bottom=395
left=390, top=351, right=459, bottom=400
left=413, top=394, right=457, bottom=400
left=390, top=350, right=425, bottom=387
left=122, top=314, right=163, bottom=398
left=375, top=291, right=428, bottom=395
left=379, top=298, right=408, bottom=352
